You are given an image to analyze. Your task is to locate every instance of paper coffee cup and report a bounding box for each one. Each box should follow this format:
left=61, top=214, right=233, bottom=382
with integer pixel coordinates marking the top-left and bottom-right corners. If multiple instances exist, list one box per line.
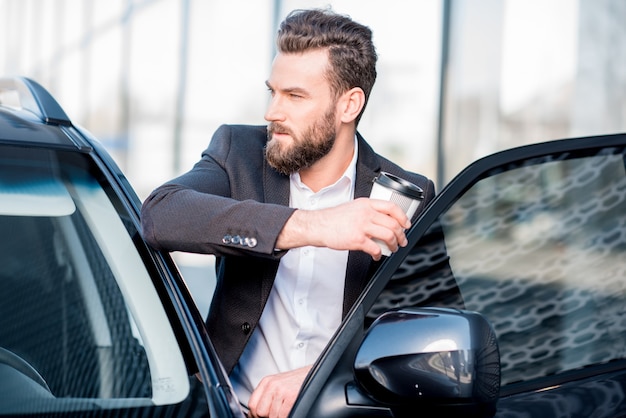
left=370, top=172, right=424, bottom=256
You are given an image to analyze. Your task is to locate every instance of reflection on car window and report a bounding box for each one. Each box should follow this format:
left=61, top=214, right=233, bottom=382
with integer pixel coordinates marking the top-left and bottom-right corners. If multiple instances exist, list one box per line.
left=367, top=220, right=465, bottom=323
left=0, top=213, right=151, bottom=398
left=0, top=147, right=197, bottom=415
left=371, top=146, right=626, bottom=388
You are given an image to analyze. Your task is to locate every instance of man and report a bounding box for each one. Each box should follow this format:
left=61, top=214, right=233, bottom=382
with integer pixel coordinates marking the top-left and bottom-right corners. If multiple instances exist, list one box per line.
left=141, top=8, right=435, bottom=418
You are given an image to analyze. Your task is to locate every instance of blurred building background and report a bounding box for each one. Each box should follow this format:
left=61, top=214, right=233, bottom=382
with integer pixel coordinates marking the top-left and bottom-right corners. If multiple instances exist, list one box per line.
left=1, top=0, right=625, bottom=314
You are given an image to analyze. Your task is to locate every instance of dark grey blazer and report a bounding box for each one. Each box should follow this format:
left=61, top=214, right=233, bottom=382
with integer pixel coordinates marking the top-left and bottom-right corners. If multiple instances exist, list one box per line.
left=141, top=124, right=435, bottom=373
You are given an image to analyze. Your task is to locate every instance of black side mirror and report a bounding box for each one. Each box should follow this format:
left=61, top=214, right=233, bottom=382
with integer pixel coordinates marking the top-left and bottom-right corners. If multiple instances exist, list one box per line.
left=353, top=307, right=500, bottom=417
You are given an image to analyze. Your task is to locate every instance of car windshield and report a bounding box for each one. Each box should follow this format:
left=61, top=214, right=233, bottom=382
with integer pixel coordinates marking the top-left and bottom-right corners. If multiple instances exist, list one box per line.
left=0, top=146, right=190, bottom=414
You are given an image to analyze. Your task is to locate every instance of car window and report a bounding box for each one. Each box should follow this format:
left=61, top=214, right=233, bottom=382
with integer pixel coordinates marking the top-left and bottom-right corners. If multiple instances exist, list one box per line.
left=369, top=143, right=626, bottom=389
left=0, top=146, right=204, bottom=416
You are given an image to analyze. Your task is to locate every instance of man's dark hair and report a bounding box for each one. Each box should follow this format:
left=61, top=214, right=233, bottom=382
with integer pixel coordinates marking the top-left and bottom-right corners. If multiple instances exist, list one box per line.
left=276, top=8, right=377, bottom=124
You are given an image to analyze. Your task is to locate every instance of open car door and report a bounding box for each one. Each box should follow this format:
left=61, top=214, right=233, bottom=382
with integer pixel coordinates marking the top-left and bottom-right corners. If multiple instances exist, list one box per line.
left=292, top=133, right=626, bottom=418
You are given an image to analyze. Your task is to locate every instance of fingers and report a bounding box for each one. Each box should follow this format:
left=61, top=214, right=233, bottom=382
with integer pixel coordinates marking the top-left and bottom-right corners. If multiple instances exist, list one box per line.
left=312, top=198, right=410, bottom=258
left=361, top=199, right=411, bottom=256
left=277, top=198, right=411, bottom=257
left=248, top=366, right=310, bottom=418
left=248, top=377, right=294, bottom=418
left=367, top=198, right=411, bottom=229
left=368, top=221, right=406, bottom=252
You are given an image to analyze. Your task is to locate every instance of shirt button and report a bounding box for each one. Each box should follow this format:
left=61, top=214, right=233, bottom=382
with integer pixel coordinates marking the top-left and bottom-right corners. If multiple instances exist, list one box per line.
left=241, top=322, right=251, bottom=334
left=298, top=342, right=304, bottom=349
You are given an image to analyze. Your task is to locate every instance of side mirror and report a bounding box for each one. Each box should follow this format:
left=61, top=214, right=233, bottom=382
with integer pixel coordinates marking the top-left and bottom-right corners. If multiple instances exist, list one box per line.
left=353, top=307, right=500, bottom=417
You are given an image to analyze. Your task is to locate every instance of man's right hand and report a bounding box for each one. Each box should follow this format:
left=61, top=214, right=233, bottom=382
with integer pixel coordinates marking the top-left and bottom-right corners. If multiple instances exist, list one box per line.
left=275, top=197, right=411, bottom=260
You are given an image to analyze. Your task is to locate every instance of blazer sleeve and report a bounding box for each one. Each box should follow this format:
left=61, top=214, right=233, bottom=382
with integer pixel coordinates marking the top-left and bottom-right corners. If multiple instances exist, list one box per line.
left=140, top=125, right=295, bottom=257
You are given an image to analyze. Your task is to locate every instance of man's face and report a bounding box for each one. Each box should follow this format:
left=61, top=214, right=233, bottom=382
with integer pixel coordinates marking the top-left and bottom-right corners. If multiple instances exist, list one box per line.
left=264, top=49, right=339, bottom=175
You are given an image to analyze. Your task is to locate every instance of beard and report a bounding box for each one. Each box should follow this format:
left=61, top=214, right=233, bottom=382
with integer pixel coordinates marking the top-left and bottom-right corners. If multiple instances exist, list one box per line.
left=265, top=106, right=336, bottom=176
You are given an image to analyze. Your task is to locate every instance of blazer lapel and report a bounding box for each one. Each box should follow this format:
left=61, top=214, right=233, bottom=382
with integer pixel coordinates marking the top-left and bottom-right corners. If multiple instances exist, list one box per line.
left=263, top=159, right=290, bottom=206
left=343, top=134, right=382, bottom=317
left=260, top=160, right=290, bottom=302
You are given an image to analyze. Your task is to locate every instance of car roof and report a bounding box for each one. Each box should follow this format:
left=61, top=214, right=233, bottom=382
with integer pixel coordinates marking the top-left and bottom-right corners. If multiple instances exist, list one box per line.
left=0, top=77, right=82, bottom=149
left=0, top=107, right=79, bottom=147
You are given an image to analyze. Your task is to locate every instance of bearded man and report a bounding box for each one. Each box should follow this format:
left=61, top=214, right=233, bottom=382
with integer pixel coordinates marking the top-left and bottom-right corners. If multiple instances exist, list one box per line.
left=141, top=8, right=435, bottom=418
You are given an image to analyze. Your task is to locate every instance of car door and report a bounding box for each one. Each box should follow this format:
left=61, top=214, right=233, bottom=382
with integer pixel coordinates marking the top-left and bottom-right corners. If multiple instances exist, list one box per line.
left=292, top=133, right=626, bottom=417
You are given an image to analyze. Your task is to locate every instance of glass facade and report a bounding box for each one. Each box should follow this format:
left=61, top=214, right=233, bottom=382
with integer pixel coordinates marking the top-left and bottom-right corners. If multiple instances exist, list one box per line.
left=0, top=0, right=443, bottom=196
left=441, top=0, right=626, bottom=182
left=2, top=0, right=623, bottom=190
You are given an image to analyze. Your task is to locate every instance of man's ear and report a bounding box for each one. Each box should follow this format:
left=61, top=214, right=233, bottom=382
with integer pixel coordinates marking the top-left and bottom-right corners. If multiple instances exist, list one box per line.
left=338, top=87, right=365, bottom=124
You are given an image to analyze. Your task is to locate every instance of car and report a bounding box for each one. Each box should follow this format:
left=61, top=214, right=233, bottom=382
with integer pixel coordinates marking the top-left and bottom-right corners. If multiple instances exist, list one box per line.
left=0, top=76, right=625, bottom=418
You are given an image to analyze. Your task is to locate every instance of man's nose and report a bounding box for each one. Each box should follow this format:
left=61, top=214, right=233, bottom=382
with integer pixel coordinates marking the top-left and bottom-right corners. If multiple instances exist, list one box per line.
left=264, top=95, right=285, bottom=122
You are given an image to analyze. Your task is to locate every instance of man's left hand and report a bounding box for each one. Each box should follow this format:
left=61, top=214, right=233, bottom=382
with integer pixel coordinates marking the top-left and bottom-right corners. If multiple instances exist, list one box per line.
left=247, top=365, right=312, bottom=418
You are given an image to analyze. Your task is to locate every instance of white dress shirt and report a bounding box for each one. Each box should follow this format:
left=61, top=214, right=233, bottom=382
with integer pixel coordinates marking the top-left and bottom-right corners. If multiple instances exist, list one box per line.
left=230, top=139, right=358, bottom=405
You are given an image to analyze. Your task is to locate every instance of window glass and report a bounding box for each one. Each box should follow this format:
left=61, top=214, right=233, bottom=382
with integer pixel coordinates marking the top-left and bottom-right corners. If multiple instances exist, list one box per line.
left=370, top=145, right=626, bottom=387
left=0, top=147, right=202, bottom=415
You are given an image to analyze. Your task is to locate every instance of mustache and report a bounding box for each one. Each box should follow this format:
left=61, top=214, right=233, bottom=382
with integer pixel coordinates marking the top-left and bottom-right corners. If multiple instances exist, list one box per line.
left=267, top=123, right=294, bottom=138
